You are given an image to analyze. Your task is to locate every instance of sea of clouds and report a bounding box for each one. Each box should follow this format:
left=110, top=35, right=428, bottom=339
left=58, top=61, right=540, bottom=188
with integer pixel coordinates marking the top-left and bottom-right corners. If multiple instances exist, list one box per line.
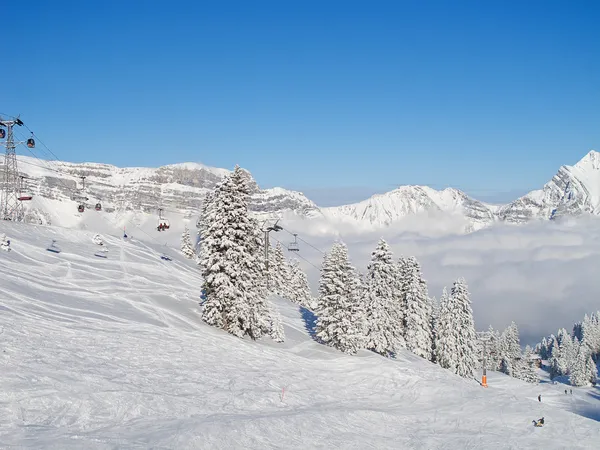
left=283, top=213, right=600, bottom=346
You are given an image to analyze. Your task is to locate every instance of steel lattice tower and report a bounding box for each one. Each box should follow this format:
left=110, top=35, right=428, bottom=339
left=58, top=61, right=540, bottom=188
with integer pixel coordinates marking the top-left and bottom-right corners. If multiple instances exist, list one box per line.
left=0, top=117, right=25, bottom=221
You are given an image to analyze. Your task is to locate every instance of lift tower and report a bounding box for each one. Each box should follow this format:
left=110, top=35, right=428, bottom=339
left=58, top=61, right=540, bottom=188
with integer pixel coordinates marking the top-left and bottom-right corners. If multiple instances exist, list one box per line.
left=0, top=116, right=27, bottom=221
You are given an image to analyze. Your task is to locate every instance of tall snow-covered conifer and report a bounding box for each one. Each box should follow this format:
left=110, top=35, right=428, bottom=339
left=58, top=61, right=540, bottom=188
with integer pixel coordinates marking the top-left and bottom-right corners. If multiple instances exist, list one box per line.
left=401, top=256, right=433, bottom=360
left=450, top=278, right=478, bottom=378
left=315, top=242, right=365, bottom=354
left=363, top=239, right=404, bottom=356
left=434, top=279, right=478, bottom=378
left=199, top=165, right=272, bottom=339
left=180, top=225, right=195, bottom=259
left=288, top=259, right=314, bottom=309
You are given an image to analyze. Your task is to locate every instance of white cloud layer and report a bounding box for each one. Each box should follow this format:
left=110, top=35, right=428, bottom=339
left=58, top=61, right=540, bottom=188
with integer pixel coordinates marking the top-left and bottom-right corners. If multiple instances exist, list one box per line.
left=284, top=215, right=600, bottom=346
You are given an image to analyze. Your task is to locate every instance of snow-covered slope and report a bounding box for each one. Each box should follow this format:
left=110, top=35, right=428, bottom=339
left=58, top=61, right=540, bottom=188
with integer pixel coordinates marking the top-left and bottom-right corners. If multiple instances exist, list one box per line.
left=499, top=150, right=600, bottom=223
left=1, top=221, right=599, bottom=448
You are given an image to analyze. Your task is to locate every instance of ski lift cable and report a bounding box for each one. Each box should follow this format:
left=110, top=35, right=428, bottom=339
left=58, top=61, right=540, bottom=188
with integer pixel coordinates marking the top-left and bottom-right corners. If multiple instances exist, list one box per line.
left=11, top=134, right=184, bottom=215
left=280, top=226, right=325, bottom=254
left=269, top=234, right=322, bottom=271
left=11, top=138, right=173, bottom=252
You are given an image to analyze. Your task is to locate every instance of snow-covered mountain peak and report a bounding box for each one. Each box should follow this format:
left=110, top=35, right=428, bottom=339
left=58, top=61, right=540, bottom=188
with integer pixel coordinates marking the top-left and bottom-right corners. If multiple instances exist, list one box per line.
left=322, top=184, right=494, bottom=231
left=573, top=149, right=600, bottom=172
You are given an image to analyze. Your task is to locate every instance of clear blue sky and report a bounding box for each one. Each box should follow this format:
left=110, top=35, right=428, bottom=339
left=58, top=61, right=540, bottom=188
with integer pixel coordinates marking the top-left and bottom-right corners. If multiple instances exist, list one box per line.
left=3, top=0, right=599, bottom=204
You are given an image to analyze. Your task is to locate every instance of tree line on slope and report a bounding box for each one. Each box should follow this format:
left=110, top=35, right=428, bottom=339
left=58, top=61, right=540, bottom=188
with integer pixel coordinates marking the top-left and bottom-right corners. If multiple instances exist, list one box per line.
left=534, top=313, right=600, bottom=387
left=313, top=239, right=539, bottom=382
left=194, top=165, right=540, bottom=384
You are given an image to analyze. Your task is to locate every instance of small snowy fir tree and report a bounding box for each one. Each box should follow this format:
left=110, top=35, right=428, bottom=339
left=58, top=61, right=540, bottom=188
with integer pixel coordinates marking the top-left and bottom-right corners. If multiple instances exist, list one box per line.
left=199, top=165, right=272, bottom=339
left=268, top=301, right=285, bottom=343
left=288, top=259, right=314, bottom=309
left=400, top=256, right=433, bottom=360
left=363, top=239, right=404, bottom=357
left=180, top=225, right=195, bottom=259
left=0, top=233, right=11, bottom=252
left=315, top=241, right=365, bottom=354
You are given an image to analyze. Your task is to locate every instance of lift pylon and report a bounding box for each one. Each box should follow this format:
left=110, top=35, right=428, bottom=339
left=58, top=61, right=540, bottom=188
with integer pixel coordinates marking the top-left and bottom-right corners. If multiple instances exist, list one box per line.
left=0, top=116, right=32, bottom=221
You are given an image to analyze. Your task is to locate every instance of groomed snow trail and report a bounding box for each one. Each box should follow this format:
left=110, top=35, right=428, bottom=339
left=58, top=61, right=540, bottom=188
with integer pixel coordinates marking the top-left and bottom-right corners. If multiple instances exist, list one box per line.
left=0, top=222, right=599, bottom=449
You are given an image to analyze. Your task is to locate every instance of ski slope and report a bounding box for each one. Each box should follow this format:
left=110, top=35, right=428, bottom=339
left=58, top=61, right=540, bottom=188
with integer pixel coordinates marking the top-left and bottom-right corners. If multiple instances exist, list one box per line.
left=0, top=222, right=599, bottom=449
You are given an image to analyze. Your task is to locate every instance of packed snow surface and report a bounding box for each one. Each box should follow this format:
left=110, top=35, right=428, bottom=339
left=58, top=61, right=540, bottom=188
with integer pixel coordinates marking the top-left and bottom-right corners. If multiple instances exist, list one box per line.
left=1, top=222, right=599, bottom=449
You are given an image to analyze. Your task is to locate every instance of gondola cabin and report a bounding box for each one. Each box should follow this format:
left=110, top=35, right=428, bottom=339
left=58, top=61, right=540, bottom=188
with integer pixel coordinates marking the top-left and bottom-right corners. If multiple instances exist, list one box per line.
left=78, top=204, right=84, bottom=213
left=0, top=129, right=5, bottom=139
left=95, top=203, right=102, bottom=211
left=27, top=138, right=35, bottom=148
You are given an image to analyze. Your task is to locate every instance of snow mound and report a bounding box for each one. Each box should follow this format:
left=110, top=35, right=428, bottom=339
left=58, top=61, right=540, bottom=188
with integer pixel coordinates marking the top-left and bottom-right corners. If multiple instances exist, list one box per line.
left=0, top=222, right=599, bottom=448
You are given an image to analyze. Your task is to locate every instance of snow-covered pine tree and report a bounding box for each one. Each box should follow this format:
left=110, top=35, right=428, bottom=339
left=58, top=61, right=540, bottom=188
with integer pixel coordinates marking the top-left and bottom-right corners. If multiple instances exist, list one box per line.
left=539, top=336, right=550, bottom=360
left=196, top=191, right=214, bottom=266
left=498, top=322, right=521, bottom=376
left=269, top=241, right=290, bottom=297
left=430, top=296, right=439, bottom=364
left=401, top=256, right=433, bottom=360
left=485, top=325, right=501, bottom=371
left=268, top=301, right=285, bottom=342
left=580, top=314, right=597, bottom=356
left=450, top=277, right=478, bottom=378
left=557, top=328, right=575, bottom=375
left=180, top=225, right=195, bottom=259
left=570, top=337, right=589, bottom=386
left=515, top=345, right=539, bottom=384
left=363, top=238, right=403, bottom=357
left=288, top=259, right=314, bottom=309
left=549, top=336, right=563, bottom=379
left=199, top=165, right=272, bottom=339
left=434, top=286, right=455, bottom=371
left=315, top=241, right=365, bottom=354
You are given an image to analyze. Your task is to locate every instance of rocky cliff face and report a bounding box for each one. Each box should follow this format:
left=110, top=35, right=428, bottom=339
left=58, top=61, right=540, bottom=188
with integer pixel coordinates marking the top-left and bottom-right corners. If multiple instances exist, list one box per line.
left=497, top=150, right=600, bottom=223
left=12, top=156, right=321, bottom=224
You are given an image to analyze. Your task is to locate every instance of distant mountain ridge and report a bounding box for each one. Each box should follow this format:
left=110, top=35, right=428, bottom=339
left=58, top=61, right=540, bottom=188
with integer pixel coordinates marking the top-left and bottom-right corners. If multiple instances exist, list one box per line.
left=8, top=150, right=600, bottom=233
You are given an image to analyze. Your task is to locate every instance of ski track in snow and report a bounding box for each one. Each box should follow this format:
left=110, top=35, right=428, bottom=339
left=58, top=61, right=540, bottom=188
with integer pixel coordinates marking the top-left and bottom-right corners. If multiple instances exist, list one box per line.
left=0, top=221, right=599, bottom=449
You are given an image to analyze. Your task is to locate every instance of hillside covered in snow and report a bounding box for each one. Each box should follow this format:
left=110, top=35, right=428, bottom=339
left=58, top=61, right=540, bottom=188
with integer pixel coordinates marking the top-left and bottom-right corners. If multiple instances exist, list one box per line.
left=8, top=150, right=600, bottom=236
left=1, top=221, right=599, bottom=448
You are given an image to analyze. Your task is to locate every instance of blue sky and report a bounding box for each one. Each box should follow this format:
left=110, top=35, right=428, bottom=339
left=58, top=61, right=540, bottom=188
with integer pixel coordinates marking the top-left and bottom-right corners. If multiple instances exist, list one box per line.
left=3, top=0, right=599, bottom=205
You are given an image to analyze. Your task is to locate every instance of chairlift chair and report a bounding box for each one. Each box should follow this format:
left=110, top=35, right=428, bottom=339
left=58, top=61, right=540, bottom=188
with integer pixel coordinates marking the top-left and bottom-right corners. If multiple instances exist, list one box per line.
left=17, top=176, right=33, bottom=201
left=288, top=233, right=300, bottom=251
left=156, top=208, right=170, bottom=231
left=18, top=192, right=33, bottom=201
